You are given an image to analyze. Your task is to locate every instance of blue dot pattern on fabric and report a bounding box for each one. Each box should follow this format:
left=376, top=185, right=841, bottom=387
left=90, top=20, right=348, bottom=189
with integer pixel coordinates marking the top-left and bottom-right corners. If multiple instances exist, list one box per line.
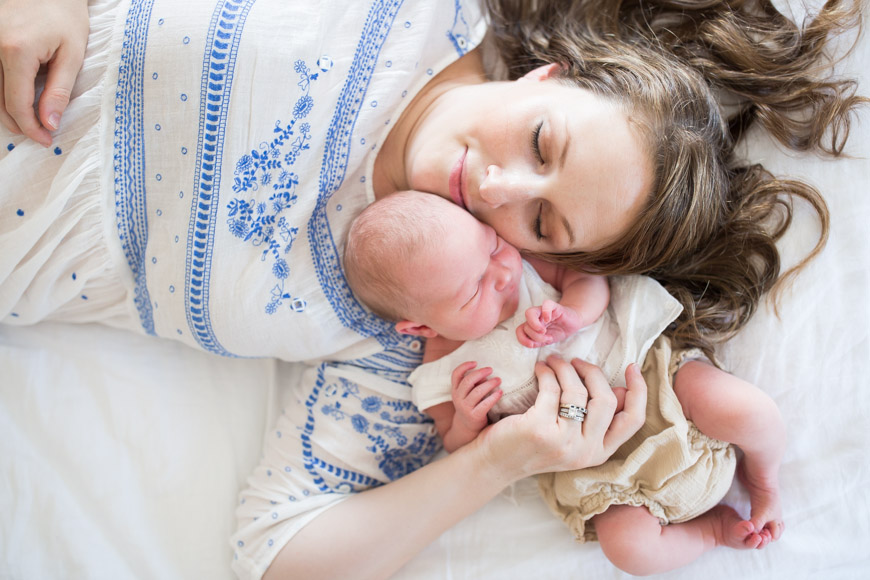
left=16, top=209, right=24, bottom=216
left=6, top=143, right=13, bottom=151
left=72, top=273, right=77, bottom=280
left=53, top=147, right=62, bottom=155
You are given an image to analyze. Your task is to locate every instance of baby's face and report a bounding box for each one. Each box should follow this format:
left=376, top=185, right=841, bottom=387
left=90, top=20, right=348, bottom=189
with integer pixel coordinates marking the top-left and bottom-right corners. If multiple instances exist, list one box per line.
left=402, top=205, right=523, bottom=342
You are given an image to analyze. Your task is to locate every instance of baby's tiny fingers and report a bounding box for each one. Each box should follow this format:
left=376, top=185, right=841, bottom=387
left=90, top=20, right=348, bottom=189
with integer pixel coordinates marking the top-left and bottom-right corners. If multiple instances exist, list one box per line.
left=468, top=377, right=502, bottom=406
left=524, top=327, right=549, bottom=344
left=540, top=300, right=557, bottom=323
left=457, top=367, right=494, bottom=396
left=451, top=361, right=478, bottom=384
left=524, top=307, right=545, bottom=331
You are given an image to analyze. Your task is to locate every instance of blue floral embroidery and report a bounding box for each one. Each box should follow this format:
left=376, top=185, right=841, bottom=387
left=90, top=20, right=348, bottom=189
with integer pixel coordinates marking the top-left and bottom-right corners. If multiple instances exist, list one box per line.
left=325, top=377, right=437, bottom=482
left=226, top=58, right=329, bottom=315
left=304, top=367, right=438, bottom=493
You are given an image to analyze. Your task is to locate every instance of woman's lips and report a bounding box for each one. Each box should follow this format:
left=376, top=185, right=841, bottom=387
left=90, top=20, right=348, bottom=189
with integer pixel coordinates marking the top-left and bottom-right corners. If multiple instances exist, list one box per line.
left=449, top=147, right=468, bottom=211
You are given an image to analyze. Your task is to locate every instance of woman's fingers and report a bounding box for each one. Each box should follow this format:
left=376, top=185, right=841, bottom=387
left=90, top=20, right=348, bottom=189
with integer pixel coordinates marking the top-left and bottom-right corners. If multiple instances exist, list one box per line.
left=1, top=53, right=47, bottom=144
left=0, top=65, right=22, bottom=134
left=37, top=40, right=86, bottom=133
left=546, top=355, right=588, bottom=410
left=0, top=0, right=89, bottom=145
left=566, top=357, right=615, bottom=440
left=602, top=363, right=648, bottom=454
left=532, top=360, right=561, bottom=415
left=483, top=357, right=642, bottom=479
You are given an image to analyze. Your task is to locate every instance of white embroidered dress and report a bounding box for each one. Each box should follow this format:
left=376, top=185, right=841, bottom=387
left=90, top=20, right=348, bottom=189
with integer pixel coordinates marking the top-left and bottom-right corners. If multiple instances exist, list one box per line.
left=0, top=0, right=487, bottom=577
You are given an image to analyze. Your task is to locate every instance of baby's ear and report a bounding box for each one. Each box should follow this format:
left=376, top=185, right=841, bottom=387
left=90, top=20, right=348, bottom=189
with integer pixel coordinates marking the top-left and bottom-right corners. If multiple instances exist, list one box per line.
left=395, top=320, right=438, bottom=338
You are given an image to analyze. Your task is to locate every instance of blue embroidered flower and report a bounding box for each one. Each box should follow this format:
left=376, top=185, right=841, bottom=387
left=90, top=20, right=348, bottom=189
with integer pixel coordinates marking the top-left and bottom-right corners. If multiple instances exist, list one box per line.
left=273, top=259, right=289, bottom=280
left=361, top=396, right=382, bottom=413
left=351, top=414, right=369, bottom=433
left=227, top=217, right=247, bottom=239
left=235, top=154, right=254, bottom=174
left=379, top=448, right=426, bottom=481
left=293, top=95, right=314, bottom=119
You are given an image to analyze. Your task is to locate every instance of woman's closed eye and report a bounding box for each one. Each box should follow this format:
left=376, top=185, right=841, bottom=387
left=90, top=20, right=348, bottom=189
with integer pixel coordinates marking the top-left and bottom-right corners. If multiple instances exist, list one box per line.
left=531, top=120, right=544, bottom=165
left=533, top=200, right=544, bottom=241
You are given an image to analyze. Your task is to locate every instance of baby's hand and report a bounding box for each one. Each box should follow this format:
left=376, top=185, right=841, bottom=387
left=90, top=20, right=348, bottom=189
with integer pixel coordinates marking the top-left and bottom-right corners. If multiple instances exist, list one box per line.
left=516, top=299, right=582, bottom=347
left=451, top=361, right=502, bottom=433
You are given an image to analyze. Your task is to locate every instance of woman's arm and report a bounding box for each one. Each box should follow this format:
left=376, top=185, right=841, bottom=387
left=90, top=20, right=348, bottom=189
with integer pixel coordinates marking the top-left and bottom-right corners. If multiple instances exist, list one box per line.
left=0, top=0, right=89, bottom=146
left=264, top=356, right=648, bottom=580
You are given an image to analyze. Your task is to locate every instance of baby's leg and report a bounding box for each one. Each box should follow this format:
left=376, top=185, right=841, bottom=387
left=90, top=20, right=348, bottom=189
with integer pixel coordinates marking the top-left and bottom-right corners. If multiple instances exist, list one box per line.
left=674, top=361, right=786, bottom=547
left=594, top=504, right=762, bottom=575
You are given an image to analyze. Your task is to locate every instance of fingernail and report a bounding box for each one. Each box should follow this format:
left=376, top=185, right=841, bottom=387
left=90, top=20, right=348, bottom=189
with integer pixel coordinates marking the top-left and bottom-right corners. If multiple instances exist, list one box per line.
left=47, top=113, right=61, bottom=131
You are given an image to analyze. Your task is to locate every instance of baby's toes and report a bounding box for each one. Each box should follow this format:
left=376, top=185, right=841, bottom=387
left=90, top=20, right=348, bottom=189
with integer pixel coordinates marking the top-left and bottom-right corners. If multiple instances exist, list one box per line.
left=743, top=532, right=763, bottom=549
left=767, top=520, right=785, bottom=541
left=757, top=529, right=772, bottom=549
left=734, top=519, right=755, bottom=537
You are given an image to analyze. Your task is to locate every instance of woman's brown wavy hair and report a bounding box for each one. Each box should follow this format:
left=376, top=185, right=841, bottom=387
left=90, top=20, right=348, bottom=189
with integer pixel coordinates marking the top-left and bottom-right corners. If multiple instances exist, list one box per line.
left=484, top=0, right=866, bottom=361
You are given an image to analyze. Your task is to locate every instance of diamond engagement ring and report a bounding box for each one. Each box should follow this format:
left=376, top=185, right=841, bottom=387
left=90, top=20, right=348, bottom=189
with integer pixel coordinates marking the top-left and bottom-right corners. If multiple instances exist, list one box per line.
left=559, top=404, right=588, bottom=422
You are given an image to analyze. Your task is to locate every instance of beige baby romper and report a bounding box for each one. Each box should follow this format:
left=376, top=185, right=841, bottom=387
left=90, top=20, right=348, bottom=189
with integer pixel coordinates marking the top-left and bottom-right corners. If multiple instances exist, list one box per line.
left=537, top=336, right=737, bottom=541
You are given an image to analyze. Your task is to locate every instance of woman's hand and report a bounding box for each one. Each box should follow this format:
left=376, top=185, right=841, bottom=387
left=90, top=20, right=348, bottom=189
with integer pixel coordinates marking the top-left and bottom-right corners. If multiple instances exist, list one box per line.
left=0, top=0, right=89, bottom=147
left=265, top=358, right=646, bottom=580
left=475, top=355, right=647, bottom=482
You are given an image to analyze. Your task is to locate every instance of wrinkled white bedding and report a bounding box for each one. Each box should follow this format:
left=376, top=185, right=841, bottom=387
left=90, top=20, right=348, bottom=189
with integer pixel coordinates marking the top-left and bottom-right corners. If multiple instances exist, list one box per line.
left=2, top=1, right=869, bottom=578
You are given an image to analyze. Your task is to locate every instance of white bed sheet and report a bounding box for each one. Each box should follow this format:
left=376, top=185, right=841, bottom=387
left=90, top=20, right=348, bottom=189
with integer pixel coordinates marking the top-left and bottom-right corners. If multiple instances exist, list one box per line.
left=2, top=2, right=869, bottom=578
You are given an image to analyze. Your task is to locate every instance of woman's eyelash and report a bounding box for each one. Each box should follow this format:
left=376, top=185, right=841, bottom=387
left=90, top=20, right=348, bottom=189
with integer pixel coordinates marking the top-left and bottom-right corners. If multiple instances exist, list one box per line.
left=531, top=121, right=544, bottom=164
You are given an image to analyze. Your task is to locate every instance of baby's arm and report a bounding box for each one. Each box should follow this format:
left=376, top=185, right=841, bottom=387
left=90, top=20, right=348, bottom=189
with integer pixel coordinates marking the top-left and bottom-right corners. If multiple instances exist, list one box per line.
left=425, top=361, right=502, bottom=453
left=517, top=258, right=610, bottom=348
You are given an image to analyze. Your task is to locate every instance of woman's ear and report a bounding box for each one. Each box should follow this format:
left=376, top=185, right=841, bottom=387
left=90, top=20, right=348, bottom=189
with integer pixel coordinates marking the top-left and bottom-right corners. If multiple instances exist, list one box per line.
left=395, top=320, right=438, bottom=338
left=521, top=63, right=562, bottom=82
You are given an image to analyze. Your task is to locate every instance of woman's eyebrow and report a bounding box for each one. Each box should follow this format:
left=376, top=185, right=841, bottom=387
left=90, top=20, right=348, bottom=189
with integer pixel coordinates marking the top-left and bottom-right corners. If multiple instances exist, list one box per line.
left=559, top=118, right=572, bottom=170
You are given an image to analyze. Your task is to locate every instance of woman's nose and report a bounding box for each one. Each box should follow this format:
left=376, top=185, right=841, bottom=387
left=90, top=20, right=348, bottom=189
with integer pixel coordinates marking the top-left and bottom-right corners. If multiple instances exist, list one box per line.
left=479, top=165, right=535, bottom=208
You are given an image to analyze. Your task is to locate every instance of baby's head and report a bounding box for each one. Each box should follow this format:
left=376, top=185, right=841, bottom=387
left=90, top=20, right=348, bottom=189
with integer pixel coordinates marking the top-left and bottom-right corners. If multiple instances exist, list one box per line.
left=344, top=190, right=523, bottom=342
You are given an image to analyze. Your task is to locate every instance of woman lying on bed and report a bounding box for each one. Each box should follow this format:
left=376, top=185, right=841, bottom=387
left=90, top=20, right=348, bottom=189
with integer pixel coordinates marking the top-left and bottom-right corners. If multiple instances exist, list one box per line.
left=0, top=0, right=864, bottom=578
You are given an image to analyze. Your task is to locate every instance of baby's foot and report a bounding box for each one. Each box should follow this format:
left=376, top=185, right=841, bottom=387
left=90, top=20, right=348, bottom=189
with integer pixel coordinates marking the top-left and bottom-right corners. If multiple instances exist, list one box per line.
left=706, top=505, right=764, bottom=550
left=737, top=460, right=784, bottom=548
